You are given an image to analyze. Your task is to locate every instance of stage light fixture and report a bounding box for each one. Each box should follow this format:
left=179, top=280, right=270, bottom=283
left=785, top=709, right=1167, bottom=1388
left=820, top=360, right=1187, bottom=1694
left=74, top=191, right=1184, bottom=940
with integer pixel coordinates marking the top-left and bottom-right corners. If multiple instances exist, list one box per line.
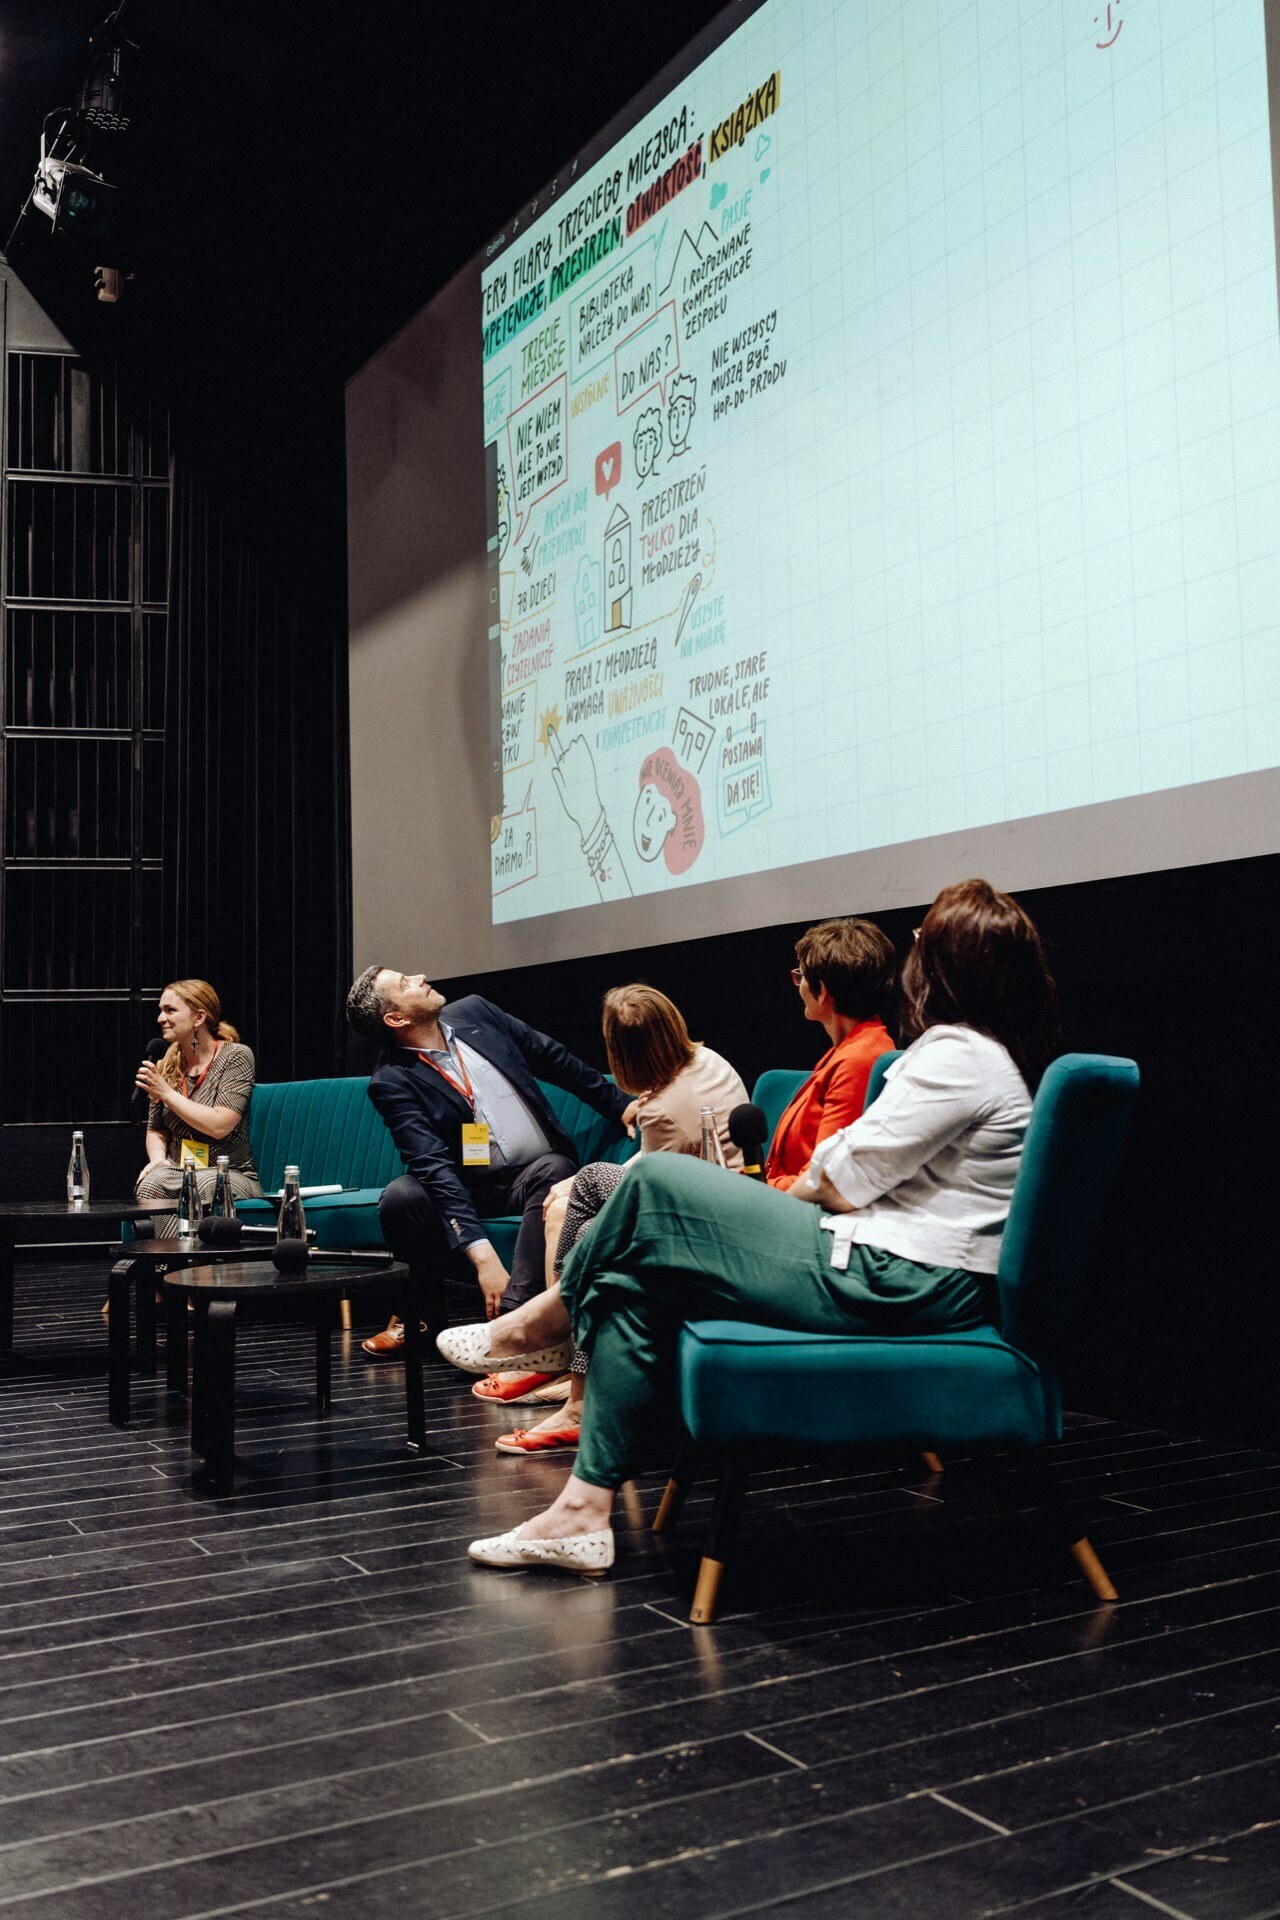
left=30, top=118, right=73, bottom=223
left=79, top=39, right=130, bottom=134
left=53, top=164, right=117, bottom=240
left=30, top=118, right=117, bottom=242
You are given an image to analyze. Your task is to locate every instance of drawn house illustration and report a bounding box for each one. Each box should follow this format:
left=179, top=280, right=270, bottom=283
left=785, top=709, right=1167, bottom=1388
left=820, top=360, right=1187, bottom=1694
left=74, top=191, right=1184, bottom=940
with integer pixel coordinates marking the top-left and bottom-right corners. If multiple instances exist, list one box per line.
left=603, top=501, right=633, bottom=632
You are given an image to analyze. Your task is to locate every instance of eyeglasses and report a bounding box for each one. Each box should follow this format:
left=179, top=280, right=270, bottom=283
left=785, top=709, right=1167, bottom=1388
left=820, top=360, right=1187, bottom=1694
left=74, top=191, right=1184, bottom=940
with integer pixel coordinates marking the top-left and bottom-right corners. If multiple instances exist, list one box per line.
left=790, top=967, right=805, bottom=986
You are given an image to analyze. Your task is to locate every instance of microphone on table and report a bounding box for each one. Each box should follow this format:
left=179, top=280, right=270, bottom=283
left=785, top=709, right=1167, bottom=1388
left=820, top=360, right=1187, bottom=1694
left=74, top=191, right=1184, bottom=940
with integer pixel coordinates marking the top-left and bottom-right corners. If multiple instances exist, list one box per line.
left=270, top=1239, right=394, bottom=1274
left=728, top=1103, right=769, bottom=1182
left=197, top=1216, right=242, bottom=1246
left=129, top=1038, right=168, bottom=1118
left=195, top=1218, right=284, bottom=1246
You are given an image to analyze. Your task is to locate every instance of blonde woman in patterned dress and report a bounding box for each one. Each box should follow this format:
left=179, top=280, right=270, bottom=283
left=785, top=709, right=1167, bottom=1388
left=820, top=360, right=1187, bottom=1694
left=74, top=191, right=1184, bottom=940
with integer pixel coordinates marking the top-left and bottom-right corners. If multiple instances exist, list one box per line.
left=133, top=979, right=264, bottom=1235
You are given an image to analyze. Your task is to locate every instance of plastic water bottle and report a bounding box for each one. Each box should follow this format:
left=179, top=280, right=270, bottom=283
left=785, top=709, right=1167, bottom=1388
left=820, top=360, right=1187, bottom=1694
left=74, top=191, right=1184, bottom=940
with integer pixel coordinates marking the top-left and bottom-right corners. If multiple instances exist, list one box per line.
left=698, top=1107, right=726, bottom=1168
left=66, top=1130, right=90, bottom=1206
left=210, top=1155, right=235, bottom=1220
left=277, top=1165, right=307, bottom=1242
left=178, top=1154, right=202, bottom=1237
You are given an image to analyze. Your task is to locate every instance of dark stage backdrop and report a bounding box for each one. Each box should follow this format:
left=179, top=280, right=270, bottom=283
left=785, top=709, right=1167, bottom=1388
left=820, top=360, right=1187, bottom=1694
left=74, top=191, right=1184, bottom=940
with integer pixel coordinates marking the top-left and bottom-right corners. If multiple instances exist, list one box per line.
left=343, top=853, right=1278, bottom=1451
left=0, top=263, right=353, bottom=1199
left=162, top=415, right=353, bottom=1087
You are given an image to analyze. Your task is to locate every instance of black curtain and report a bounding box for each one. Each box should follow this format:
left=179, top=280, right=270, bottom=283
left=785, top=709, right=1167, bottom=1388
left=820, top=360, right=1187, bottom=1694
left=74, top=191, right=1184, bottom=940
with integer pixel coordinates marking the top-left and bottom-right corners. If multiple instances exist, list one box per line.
left=161, top=400, right=352, bottom=1083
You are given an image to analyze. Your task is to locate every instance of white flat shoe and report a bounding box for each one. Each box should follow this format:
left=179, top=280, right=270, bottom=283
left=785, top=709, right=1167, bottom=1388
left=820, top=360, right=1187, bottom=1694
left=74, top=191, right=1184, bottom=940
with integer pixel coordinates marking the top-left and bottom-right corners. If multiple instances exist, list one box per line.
left=468, top=1525, right=614, bottom=1575
left=436, top=1322, right=574, bottom=1376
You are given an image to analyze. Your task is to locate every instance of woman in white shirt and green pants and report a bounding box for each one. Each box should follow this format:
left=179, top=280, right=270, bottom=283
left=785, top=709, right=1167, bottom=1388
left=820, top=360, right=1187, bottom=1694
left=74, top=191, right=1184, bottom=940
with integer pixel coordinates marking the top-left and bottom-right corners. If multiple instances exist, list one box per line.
left=455, top=877, right=1062, bottom=1576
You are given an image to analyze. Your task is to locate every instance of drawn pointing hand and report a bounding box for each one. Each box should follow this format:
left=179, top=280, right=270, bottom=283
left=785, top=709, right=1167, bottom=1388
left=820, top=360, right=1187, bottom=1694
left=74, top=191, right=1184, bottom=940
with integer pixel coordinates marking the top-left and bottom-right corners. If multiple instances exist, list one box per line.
left=548, top=725, right=605, bottom=841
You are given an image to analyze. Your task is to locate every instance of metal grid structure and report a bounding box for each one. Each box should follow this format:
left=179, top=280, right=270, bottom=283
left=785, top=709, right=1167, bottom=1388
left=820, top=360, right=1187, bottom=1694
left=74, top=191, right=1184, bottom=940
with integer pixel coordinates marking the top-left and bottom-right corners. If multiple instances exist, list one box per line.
left=1, top=350, right=168, bottom=1125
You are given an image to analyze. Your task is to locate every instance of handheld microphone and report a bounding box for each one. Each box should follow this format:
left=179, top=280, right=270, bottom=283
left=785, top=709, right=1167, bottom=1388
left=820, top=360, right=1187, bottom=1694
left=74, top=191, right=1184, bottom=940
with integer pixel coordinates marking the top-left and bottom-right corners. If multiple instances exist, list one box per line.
left=270, top=1241, right=392, bottom=1274
left=194, top=1219, right=283, bottom=1245
left=271, top=1237, right=310, bottom=1275
left=192, top=1221, right=307, bottom=1251
left=196, top=1216, right=242, bottom=1246
left=130, top=1038, right=168, bottom=1119
left=728, top=1103, right=769, bottom=1181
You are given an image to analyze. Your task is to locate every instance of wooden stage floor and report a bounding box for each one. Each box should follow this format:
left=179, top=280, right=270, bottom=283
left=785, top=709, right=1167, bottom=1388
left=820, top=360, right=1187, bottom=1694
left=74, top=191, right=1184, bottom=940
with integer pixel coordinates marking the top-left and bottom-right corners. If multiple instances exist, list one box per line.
left=0, top=1257, right=1277, bottom=1919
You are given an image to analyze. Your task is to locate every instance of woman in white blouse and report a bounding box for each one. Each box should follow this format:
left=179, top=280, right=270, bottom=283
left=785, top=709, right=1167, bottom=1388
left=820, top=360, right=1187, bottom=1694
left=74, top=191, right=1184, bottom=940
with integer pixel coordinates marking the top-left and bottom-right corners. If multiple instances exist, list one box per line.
left=448, top=878, right=1061, bottom=1576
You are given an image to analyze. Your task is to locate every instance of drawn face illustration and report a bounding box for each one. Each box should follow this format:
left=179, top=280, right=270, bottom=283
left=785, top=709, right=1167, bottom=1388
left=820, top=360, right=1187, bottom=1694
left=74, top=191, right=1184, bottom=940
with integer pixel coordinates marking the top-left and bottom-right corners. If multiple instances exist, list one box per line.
left=1094, top=4, right=1122, bottom=47
left=633, top=782, right=677, bottom=861
left=667, top=393, right=694, bottom=453
left=632, top=409, right=663, bottom=481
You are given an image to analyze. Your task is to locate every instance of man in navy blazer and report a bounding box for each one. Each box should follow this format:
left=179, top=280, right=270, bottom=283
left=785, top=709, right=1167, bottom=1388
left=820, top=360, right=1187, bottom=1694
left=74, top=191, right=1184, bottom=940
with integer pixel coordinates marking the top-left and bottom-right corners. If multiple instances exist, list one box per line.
left=346, top=967, right=637, bottom=1348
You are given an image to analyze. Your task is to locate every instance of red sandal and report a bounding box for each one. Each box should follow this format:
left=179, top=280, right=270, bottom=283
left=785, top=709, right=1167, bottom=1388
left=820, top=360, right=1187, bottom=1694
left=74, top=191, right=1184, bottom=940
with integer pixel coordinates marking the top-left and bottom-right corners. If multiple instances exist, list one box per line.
left=471, top=1371, right=559, bottom=1404
left=494, top=1424, right=581, bottom=1455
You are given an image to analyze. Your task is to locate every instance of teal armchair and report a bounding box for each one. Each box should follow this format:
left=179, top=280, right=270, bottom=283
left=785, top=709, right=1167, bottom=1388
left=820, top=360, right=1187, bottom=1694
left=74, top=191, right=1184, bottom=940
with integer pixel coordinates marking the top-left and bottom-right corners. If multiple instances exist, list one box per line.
left=655, top=1051, right=1139, bottom=1622
left=750, top=1069, right=808, bottom=1152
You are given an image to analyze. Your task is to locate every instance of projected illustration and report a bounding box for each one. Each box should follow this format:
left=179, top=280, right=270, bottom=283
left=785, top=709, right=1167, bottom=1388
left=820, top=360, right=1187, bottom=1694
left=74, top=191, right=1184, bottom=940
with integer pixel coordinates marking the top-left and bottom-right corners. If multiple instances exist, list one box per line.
left=485, top=54, right=783, bottom=919
left=545, top=720, right=632, bottom=901
left=483, top=0, right=1280, bottom=924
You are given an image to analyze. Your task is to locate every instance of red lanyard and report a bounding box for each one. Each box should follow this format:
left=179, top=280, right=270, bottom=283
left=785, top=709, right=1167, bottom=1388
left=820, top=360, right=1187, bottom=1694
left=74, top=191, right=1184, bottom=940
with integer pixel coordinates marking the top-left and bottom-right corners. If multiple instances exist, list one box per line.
left=186, top=1041, right=221, bottom=1095
left=418, top=1045, right=477, bottom=1115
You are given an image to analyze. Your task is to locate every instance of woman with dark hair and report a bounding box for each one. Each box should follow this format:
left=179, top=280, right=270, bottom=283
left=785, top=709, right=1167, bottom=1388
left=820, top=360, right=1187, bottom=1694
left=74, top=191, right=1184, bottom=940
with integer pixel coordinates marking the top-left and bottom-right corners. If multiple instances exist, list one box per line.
left=439, top=878, right=1062, bottom=1576
left=133, top=979, right=264, bottom=1235
left=468, top=983, right=748, bottom=1454
left=899, top=878, right=1060, bottom=1091
left=766, top=916, right=897, bottom=1189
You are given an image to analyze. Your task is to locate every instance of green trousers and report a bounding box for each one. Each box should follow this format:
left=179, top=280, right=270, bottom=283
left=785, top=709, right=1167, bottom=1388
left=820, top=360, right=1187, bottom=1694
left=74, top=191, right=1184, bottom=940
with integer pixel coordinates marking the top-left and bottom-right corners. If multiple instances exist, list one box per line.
left=558, top=1154, right=989, bottom=1490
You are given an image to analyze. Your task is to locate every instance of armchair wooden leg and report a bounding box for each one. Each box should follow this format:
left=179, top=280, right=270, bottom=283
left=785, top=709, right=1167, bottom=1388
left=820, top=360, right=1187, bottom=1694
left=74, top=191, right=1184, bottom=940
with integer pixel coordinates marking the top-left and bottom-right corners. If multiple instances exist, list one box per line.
left=338, top=1295, right=353, bottom=1332
left=690, top=1458, right=747, bottom=1625
left=1069, top=1535, right=1118, bottom=1602
left=691, top=1556, right=726, bottom=1623
left=989, top=1451, right=1119, bottom=1601
left=654, top=1479, right=684, bottom=1533
left=653, top=1433, right=697, bottom=1535
left=920, top=1450, right=944, bottom=1476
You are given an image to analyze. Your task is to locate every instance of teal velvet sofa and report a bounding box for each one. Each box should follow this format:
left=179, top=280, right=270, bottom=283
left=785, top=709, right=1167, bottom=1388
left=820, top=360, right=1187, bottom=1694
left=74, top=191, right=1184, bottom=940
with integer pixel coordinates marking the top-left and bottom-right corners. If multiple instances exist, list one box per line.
left=236, top=1074, right=636, bottom=1263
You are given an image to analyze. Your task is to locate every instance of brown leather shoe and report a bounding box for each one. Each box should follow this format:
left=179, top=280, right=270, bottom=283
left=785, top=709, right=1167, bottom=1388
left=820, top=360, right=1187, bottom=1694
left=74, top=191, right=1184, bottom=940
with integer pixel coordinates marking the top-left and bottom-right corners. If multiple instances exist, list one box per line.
left=360, top=1317, right=427, bottom=1359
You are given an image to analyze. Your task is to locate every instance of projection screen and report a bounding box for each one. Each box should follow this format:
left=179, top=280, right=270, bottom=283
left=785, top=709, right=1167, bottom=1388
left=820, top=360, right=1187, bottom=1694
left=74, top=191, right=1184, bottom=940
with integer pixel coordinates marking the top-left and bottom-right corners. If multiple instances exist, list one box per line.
left=348, top=0, right=1280, bottom=976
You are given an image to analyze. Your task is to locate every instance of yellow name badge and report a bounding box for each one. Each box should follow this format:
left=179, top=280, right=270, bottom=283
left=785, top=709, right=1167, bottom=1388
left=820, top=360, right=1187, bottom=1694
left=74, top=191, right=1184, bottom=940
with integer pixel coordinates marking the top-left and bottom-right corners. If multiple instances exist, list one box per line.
left=461, top=1122, right=492, bottom=1167
left=180, top=1139, right=210, bottom=1169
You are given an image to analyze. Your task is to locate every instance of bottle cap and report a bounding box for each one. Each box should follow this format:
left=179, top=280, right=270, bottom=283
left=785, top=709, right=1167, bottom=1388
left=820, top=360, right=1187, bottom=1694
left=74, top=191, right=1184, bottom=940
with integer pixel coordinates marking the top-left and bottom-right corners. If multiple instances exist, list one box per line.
left=283, top=1163, right=300, bottom=1178
left=73, top=1129, right=84, bottom=1140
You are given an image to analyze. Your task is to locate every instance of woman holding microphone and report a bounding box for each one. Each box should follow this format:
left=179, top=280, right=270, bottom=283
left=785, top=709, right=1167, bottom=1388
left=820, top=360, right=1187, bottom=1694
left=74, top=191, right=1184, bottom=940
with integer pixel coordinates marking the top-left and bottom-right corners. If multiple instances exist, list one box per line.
left=133, top=979, right=264, bottom=1235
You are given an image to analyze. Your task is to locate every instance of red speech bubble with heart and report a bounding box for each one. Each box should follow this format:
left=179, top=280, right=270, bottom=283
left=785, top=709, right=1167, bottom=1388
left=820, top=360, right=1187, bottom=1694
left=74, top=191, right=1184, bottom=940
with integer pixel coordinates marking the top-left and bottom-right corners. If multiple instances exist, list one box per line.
left=594, top=441, right=622, bottom=499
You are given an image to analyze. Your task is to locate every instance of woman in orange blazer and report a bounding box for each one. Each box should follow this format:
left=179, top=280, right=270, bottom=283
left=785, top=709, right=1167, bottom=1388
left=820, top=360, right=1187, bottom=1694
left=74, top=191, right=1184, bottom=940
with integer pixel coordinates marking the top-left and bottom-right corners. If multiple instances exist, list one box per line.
left=766, top=917, right=897, bottom=1190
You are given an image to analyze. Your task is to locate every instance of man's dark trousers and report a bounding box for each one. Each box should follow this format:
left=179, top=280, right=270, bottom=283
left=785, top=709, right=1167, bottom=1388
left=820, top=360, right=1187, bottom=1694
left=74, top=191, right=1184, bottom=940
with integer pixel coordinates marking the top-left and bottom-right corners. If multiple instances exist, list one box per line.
left=379, top=1152, right=576, bottom=1324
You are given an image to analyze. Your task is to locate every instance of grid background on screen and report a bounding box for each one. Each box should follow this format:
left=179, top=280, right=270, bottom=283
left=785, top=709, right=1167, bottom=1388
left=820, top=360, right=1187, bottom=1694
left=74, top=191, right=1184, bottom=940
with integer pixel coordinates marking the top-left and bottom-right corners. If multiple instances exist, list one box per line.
left=483, top=0, right=1280, bottom=924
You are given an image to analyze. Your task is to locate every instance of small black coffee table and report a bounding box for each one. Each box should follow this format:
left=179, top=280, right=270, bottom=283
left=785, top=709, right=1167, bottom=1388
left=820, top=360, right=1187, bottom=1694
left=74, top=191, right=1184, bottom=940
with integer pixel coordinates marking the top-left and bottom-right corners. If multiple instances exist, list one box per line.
left=161, top=1257, right=419, bottom=1495
left=106, top=1237, right=255, bottom=1419
left=0, top=1199, right=170, bottom=1350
